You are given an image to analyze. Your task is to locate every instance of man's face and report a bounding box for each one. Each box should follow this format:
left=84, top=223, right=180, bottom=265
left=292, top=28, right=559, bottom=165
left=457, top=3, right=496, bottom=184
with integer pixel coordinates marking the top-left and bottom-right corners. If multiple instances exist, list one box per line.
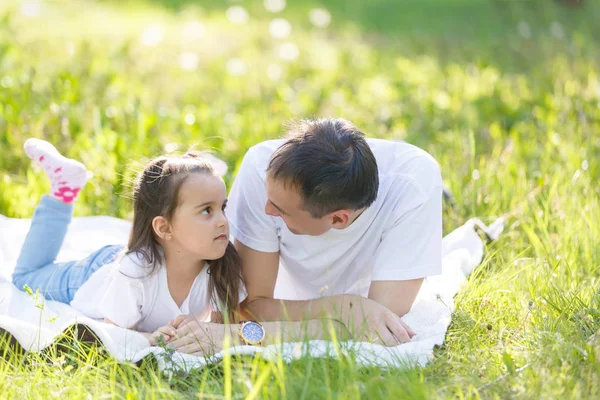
left=265, top=177, right=332, bottom=236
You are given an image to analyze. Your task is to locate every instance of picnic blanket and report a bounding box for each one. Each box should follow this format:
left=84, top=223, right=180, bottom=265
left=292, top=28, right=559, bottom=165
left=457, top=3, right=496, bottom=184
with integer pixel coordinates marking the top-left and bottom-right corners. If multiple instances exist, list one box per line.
left=0, top=214, right=504, bottom=370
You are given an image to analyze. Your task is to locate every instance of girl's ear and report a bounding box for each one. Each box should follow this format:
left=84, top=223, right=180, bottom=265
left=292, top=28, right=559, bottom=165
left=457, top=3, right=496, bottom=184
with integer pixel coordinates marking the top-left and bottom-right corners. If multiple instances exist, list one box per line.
left=152, top=216, right=172, bottom=240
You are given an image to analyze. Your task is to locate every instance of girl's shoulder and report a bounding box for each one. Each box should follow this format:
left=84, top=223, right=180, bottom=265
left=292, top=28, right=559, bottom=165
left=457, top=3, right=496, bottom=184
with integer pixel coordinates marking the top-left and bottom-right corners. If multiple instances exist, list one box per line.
left=116, top=250, right=159, bottom=280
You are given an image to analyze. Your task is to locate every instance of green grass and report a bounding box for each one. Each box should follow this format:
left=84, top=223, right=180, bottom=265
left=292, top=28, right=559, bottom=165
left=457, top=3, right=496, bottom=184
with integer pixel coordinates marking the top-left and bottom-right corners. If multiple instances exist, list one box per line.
left=1, top=0, right=599, bottom=398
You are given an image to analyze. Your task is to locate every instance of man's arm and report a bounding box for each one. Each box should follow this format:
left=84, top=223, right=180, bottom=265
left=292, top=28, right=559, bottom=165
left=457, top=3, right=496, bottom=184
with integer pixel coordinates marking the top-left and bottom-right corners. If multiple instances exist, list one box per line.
left=236, top=240, right=414, bottom=344
left=368, top=279, right=423, bottom=317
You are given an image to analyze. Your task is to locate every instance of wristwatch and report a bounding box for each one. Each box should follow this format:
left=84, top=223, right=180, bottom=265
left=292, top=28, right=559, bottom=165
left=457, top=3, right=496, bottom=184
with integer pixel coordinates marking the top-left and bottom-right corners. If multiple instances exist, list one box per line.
left=238, top=320, right=265, bottom=346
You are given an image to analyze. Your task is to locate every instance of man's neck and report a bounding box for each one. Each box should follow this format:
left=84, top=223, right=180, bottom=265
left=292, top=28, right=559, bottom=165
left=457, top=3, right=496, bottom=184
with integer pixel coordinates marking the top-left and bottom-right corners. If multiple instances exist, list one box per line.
left=348, top=207, right=367, bottom=226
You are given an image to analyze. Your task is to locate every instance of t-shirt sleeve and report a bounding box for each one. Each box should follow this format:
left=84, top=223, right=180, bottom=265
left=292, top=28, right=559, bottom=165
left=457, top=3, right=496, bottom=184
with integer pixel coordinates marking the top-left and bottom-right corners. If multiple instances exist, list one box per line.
left=227, top=147, right=280, bottom=253
left=211, top=283, right=248, bottom=312
left=371, top=182, right=443, bottom=281
left=98, top=255, right=145, bottom=329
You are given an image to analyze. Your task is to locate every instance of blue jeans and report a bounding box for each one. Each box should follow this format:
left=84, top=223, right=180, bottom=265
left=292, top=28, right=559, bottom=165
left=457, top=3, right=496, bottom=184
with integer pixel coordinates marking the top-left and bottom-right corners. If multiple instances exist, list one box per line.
left=11, top=195, right=124, bottom=304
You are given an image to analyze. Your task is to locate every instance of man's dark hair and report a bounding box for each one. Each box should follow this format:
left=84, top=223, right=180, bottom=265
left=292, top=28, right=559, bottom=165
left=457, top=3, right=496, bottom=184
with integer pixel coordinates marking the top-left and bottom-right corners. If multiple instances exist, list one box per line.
left=267, top=118, right=379, bottom=218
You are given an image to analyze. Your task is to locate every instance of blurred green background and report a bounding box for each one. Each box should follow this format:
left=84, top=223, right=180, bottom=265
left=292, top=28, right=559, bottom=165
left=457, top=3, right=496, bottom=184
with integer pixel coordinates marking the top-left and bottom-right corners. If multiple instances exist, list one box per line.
left=1, top=1, right=599, bottom=398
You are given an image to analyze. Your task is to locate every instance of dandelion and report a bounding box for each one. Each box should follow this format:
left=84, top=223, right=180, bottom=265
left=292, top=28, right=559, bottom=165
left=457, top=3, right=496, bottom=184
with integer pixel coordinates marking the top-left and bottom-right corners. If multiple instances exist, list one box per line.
left=226, top=6, right=249, bottom=25
left=518, top=21, right=531, bottom=39
left=141, top=24, right=164, bottom=47
left=179, top=52, right=199, bottom=71
left=226, top=58, right=248, bottom=76
left=66, top=42, right=76, bottom=57
left=279, top=42, right=299, bottom=61
left=20, top=1, right=41, bottom=18
left=550, top=22, right=564, bottom=40
left=264, top=0, right=286, bottom=13
left=182, top=21, right=204, bottom=41
left=184, top=113, right=196, bottom=125
left=269, top=18, right=292, bottom=39
left=267, top=63, right=283, bottom=81
left=164, top=142, right=180, bottom=153
left=105, top=107, right=118, bottom=119
left=1, top=77, right=13, bottom=88
left=309, top=8, right=332, bottom=28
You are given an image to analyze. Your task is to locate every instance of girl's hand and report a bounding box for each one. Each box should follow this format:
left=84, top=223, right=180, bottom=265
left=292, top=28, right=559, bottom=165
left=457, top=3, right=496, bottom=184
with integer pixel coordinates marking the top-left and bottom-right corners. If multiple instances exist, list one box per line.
left=168, top=321, right=234, bottom=355
left=169, top=314, right=194, bottom=329
left=149, top=323, right=177, bottom=345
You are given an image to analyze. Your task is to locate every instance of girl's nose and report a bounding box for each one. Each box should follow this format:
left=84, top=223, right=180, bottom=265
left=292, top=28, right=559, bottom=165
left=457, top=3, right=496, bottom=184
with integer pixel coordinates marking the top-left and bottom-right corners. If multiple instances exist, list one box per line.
left=217, top=209, right=228, bottom=227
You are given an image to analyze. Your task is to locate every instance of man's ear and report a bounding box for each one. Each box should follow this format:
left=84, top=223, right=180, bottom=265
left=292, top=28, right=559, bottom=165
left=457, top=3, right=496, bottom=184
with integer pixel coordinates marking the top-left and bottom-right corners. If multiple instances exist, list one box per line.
left=152, top=216, right=172, bottom=240
left=329, top=209, right=351, bottom=229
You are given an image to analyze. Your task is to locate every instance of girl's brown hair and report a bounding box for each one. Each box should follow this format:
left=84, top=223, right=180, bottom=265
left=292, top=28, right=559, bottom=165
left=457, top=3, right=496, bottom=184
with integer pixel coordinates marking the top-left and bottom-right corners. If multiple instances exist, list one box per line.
left=127, top=151, right=242, bottom=321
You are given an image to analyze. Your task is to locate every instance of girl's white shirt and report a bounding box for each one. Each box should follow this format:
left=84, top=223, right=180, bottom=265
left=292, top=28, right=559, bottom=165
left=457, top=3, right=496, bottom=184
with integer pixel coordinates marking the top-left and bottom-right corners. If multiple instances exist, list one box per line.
left=70, top=251, right=213, bottom=333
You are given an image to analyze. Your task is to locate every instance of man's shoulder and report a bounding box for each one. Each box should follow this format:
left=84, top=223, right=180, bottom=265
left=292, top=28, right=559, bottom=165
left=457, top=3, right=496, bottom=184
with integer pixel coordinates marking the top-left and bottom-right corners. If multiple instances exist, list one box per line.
left=245, top=139, right=286, bottom=163
left=369, top=139, right=442, bottom=195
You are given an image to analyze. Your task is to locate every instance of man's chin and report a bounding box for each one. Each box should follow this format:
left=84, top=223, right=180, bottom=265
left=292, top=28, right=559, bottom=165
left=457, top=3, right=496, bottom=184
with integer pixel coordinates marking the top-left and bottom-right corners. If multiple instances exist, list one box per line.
left=286, top=226, right=305, bottom=235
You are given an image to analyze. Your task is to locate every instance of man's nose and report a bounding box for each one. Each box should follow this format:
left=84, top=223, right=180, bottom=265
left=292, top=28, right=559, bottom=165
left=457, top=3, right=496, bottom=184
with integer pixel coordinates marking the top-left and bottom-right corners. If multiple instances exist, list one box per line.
left=265, top=201, right=279, bottom=217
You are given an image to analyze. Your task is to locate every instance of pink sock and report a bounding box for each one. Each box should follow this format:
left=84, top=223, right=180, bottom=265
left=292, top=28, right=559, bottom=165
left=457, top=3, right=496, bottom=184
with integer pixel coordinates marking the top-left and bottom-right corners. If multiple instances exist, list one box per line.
left=24, top=138, right=90, bottom=204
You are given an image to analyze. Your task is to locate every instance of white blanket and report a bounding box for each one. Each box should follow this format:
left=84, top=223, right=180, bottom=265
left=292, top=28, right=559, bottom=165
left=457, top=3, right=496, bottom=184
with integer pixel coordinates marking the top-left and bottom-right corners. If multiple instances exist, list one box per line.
left=0, top=214, right=503, bottom=370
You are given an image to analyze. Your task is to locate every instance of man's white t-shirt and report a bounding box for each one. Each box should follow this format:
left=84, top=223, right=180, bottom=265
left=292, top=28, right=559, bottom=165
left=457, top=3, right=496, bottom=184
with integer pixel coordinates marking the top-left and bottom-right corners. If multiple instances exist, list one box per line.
left=70, top=252, right=213, bottom=333
left=227, top=138, right=443, bottom=300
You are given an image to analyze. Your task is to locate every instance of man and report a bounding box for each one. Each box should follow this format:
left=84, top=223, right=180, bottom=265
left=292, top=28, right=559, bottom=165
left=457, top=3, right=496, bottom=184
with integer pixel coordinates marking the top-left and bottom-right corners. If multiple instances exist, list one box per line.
left=227, top=117, right=443, bottom=345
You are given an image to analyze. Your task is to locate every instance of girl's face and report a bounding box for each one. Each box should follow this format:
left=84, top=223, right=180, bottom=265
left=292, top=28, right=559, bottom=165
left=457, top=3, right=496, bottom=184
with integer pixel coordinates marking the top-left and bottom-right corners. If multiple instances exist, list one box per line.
left=168, top=173, right=230, bottom=261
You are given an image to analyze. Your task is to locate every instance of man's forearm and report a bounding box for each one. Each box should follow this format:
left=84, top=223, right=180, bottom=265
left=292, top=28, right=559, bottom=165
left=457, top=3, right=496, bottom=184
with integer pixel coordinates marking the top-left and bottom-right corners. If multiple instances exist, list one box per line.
left=224, top=319, right=350, bottom=346
left=242, top=294, right=366, bottom=326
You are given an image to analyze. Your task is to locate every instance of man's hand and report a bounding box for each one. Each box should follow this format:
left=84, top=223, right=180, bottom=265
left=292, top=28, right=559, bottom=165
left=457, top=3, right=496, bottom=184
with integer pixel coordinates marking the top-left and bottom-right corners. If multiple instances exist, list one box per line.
left=344, top=296, right=415, bottom=346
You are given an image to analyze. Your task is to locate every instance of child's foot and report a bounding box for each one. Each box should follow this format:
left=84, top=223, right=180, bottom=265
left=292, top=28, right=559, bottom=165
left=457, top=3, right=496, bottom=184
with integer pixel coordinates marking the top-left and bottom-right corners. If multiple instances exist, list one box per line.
left=24, top=138, right=89, bottom=204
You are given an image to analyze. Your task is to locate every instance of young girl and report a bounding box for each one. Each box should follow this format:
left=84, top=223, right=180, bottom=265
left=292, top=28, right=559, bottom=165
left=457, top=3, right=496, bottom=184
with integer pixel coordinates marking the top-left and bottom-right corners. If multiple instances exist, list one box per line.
left=12, top=138, right=243, bottom=344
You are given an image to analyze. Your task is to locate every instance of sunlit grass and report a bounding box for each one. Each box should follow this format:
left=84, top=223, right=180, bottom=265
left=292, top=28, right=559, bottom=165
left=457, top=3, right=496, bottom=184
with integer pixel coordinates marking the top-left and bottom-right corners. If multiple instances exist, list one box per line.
left=1, top=0, right=599, bottom=398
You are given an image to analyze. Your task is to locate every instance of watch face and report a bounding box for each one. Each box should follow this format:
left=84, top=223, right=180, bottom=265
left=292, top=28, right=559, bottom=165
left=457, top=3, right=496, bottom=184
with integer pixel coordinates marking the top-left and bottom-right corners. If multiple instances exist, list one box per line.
left=242, top=322, right=264, bottom=343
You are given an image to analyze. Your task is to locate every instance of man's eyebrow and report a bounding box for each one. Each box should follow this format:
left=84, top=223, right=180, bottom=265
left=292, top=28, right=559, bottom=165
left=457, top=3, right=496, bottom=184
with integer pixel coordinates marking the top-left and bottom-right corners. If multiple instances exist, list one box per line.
left=269, top=199, right=289, bottom=215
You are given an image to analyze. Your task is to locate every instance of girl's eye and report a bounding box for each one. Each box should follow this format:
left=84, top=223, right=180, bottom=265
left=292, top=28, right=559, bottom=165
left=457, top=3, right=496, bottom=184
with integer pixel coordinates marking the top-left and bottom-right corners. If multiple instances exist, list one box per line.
left=221, top=204, right=227, bottom=212
left=201, top=208, right=211, bottom=215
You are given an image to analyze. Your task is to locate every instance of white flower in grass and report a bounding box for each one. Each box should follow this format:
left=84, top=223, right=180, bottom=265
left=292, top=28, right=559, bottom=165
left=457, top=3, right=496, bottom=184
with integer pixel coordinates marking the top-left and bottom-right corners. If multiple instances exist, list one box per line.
left=269, top=18, right=292, bottom=39
left=279, top=42, right=299, bottom=61
left=267, top=63, right=283, bottom=81
left=581, top=160, right=588, bottom=171
left=20, top=2, right=41, bottom=18
left=472, top=169, right=480, bottom=181
left=226, top=6, right=249, bottom=25
left=226, top=58, right=248, bottom=76
left=179, top=52, right=199, bottom=71
left=1, top=77, right=13, bottom=88
left=517, top=21, right=531, bottom=39
left=164, top=142, right=180, bottom=153
left=184, top=113, right=196, bottom=125
left=264, top=0, right=286, bottom=13
left=182, top=21, right=205, bottom=41
left=141, top=24, right=164, bottom=47
left=309, top=8, right=331, bottom=28
left=105, top=107, right=118, bottom=119
left=550, top=22, right=564, bottom=40
left=66, top=42, right=75, bottom=57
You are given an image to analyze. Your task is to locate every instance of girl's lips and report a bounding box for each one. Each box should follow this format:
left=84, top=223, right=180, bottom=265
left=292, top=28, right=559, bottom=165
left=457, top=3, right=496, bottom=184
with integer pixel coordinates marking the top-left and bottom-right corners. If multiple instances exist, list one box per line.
left=215, top=234, right=228, bottom=240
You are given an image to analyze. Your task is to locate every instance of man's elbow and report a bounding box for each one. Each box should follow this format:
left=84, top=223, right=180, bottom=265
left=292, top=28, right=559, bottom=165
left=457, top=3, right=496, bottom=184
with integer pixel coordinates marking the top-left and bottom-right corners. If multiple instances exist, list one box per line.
left=240, top=296, right=270, bottom=320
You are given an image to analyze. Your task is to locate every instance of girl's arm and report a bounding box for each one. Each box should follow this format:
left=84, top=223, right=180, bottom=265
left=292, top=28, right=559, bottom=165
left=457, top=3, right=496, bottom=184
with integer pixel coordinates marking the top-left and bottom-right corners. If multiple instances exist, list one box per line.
left=104, top=317, right=176, bottom=345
